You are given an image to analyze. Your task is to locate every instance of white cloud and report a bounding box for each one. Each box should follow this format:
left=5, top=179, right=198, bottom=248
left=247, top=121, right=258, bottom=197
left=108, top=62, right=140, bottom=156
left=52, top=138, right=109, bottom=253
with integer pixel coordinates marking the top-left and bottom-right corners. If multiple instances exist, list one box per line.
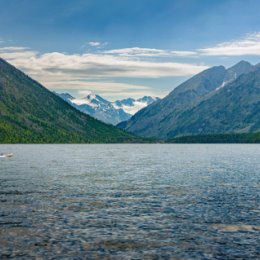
left=0, top=45, right=207, bottom=98
left=87, top=41, right=108, bottom=48
left=76, top=82, right=149, bottom=91
left=199, top=32, right=260, bottom=56
left=0, top=50, right=38, bottom=60
left=105, top=47, right=197, bottom=57
left=0, top=46, right=30, bottom=52
left=0, top=47, right=207, bottom=81
left=48, top=81, right=150, bottom=92
left=0, top=46, right=37, bottom=60
left=104, top=32, right=260, bottom=58
left=88, top=41, right=101, bottom=47
left=105, top=47, right=167, bottom=56
left=170, top=50, right=198, bottom=56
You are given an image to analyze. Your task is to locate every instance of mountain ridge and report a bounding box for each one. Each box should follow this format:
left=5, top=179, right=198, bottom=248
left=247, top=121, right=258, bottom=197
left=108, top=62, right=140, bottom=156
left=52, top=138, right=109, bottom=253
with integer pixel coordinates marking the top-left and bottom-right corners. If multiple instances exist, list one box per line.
left=118, top=61, right=260, bottom=139
left=0, top=58, right=140, bottom=143
left=57, top=92, right=159, bottom=125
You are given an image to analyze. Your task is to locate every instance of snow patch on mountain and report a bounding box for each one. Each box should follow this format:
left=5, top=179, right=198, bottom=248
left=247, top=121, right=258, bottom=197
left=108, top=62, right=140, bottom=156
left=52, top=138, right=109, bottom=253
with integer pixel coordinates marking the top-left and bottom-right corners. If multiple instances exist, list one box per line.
left=113, top=96, right=160, bottom=115
left=55, top=92, right=159, bottom=125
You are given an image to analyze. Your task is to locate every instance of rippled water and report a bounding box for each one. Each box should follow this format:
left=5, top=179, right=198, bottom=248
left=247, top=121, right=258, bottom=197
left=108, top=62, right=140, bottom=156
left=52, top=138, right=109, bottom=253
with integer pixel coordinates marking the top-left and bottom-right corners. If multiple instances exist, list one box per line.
left=0, top=144, right=259, bottom=259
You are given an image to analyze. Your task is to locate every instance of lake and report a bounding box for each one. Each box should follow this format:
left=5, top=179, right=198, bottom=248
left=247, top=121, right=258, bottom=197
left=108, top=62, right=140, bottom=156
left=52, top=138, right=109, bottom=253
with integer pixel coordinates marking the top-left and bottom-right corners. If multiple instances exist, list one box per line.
left=0, top=144, right=259, bottom=259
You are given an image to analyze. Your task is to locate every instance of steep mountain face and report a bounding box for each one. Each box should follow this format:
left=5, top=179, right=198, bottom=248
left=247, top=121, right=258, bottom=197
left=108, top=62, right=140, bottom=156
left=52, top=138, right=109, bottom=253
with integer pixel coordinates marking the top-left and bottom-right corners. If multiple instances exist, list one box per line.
left=57, top=92, right=159, bottom=125
left=219, top=60, right=254, bottom=89
left=119, top=61, right=259, bottom=139
left=57, top=92, right=130, bottom=125
left=119, top=65, right=228, bottom=137
left=0, top=58, right=139, bottom=143
left=167, top=68, right=260, bottom=137
left=225, top=60, right=254, bottom=82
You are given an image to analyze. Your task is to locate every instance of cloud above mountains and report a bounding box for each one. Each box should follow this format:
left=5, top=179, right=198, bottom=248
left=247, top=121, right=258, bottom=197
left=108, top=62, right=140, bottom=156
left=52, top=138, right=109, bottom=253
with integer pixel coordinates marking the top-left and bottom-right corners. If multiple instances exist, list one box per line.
left=0, top=46, right=207, bottom=97
left=104, top=47, right=197, bottom=57
left=0, top=32, right=259, bottom=98
left=199, top=32, right=260, bottom=56
left=107, top=32, right=260, bottom=57
left=0, top=49, right=206, bottom=79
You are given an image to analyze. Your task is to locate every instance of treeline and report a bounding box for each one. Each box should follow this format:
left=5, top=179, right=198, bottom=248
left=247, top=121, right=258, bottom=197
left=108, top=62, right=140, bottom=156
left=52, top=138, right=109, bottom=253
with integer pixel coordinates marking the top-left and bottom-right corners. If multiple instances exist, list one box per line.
left=0, top=58, right=144, bottom=144
left=167, top=132, right=260, bottom=143
left=0, top=121, right=142, bottom=144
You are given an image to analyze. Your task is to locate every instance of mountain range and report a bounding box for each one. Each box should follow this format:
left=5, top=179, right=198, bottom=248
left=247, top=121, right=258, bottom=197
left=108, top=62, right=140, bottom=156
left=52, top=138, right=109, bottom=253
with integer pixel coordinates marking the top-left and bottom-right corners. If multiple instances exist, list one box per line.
left=56, top=92, right=159, bottom=125
left=0, top=58, right=140, bottom=143
left=118, top=61, right=260, bottom=139
left=0, top=57, right=259, bottom=143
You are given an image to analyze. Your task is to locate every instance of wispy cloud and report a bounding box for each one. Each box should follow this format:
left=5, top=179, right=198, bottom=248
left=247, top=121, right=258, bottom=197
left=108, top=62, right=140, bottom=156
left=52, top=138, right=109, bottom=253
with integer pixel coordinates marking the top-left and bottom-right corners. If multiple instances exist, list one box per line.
left=88, top=41, right=101, bottom=47
left=48, top=80, right=150, bottom=92
left=1, top=31, right=259, bottom=98
left=105, top=47, right=197, bottom=57
left=0, top=51, right=38, bottom=60
left=199, top=32, right=260, bottom=56
left=87, top=41, right=108, bottom=48
left=101, top=32, right=260, bottom=57
left=170, top=51, right=198, bottom=57
left=105, top=47, right=167, bottom=56
left=0, top=46, right=38, bottom=59
left=0, top=47, right=207, bottom=93
left=21, top=52, right=206, bottom=78
left=0, top=46, right=30, bottom=52
left=3, top=31, right=259, bottom=99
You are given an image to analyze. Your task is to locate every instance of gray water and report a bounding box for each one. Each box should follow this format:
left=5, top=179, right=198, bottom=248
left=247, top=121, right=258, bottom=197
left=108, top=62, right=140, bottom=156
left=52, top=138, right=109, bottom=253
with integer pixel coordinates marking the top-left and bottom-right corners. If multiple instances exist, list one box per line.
left=0, top=144, right=259, bottom=260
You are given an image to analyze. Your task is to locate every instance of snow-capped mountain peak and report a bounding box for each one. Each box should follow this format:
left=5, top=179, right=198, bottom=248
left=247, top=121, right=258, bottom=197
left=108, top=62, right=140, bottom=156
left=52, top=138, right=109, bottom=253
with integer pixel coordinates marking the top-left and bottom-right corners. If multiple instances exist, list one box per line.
left=55, top=91, right=159, bottom=125
left=84, top=92, right=101, bottom=102
left=71, top=92, right=109, bottom=107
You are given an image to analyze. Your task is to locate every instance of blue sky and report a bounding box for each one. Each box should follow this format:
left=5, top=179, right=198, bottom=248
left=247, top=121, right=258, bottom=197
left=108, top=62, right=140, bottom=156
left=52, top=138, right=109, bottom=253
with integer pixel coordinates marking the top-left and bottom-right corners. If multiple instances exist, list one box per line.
left=0, top=0, right=260, bottom=100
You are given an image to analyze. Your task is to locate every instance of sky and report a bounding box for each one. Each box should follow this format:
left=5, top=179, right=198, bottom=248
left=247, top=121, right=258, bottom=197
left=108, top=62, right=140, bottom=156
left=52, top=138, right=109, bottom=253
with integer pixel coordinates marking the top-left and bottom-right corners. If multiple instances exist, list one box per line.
left=0, top=0, right=260, bottom=100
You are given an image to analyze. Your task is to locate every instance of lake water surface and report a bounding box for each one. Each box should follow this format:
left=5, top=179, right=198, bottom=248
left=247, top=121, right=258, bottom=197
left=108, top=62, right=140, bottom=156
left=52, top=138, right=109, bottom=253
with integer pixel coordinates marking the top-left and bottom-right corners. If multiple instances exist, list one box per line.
left=0, top=144, right=259, bottom=259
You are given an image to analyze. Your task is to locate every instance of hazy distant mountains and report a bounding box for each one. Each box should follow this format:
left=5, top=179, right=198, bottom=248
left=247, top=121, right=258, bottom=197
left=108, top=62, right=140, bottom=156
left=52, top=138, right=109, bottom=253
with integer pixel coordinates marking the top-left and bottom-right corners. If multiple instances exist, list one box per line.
left=57, top=92, right=159, bottom=125
left=0, top=58, right=139, bottom=143
left=119, top=61, right=260, bottom=139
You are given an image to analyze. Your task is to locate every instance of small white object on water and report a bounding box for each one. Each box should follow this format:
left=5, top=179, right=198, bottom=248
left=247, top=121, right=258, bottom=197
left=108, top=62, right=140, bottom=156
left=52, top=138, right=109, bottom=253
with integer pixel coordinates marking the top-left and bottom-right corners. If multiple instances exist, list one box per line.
left=0, top=153, right=14, bottom=158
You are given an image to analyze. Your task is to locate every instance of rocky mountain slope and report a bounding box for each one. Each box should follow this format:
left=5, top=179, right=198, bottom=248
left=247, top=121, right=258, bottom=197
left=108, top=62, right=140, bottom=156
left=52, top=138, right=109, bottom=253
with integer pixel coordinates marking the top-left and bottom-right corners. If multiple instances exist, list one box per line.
left=119, top=61, right=259, bottom=139
left=57, top=92, right=159, bottom=125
